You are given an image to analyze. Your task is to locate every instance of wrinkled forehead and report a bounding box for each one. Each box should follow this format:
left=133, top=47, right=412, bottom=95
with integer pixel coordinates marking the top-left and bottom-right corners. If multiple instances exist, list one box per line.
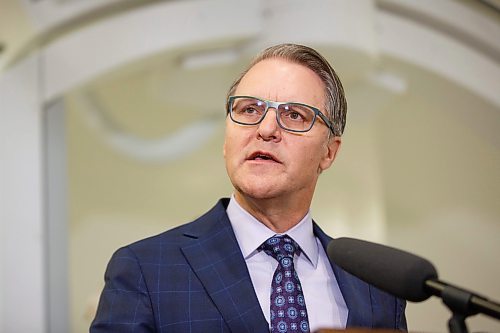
left=234, top=58, right=326, bottom=108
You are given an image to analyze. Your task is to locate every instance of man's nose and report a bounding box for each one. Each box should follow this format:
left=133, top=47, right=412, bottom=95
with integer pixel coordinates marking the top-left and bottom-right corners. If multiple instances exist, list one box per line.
left=257, top=108, right=281, bottom=141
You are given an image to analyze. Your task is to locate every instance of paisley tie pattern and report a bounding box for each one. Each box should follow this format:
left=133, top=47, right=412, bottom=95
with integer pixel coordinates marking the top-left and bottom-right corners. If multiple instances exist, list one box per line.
left=260, top=235, right=310, bottom=333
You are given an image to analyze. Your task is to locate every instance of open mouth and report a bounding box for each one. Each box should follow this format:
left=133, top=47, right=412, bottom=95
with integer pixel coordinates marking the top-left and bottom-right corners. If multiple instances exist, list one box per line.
left=248, top=151, right=280, bottom=163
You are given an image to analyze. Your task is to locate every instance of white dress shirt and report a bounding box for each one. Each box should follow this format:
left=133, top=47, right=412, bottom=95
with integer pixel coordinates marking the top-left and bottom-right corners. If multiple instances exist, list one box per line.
left=226, top=196, right=348, bottom=332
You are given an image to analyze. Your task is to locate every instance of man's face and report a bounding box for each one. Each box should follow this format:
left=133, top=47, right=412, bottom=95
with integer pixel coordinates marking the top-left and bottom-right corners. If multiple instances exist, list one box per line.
left=223, top=58, right=341, bottom=204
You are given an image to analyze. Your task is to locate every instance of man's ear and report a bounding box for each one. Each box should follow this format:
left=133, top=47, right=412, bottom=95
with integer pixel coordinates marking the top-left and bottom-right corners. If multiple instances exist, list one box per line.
left=319, top=136, right=341, bottom=172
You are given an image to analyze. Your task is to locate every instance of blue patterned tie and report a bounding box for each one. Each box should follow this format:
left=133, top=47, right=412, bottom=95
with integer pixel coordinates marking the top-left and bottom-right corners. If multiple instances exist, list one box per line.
left=260, top=235, right=310, bottom=333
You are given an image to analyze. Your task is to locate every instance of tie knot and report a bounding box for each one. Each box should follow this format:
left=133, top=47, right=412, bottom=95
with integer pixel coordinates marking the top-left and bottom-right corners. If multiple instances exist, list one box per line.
left=260, top=235, right=301, bottom=262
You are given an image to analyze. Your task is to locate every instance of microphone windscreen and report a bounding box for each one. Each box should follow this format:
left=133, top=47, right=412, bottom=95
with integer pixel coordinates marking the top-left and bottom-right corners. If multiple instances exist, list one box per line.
left=327, top=237, right=438, bottom=302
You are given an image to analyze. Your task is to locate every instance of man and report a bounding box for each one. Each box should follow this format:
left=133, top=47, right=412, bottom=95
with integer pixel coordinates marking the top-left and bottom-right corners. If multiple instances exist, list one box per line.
left=91, top=44, right=407, bottom=332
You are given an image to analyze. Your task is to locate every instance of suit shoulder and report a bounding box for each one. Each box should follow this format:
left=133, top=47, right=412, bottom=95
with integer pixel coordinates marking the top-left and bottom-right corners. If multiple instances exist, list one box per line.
left=118, top=199, right=230, bottom=259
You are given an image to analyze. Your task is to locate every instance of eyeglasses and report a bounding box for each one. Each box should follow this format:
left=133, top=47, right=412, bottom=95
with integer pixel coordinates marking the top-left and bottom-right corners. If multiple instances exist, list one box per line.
left=227, top=95, right=335, bottom=134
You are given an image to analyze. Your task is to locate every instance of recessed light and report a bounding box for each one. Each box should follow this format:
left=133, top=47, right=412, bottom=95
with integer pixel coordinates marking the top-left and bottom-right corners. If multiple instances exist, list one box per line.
left=180, top=48, right=239, bottom=70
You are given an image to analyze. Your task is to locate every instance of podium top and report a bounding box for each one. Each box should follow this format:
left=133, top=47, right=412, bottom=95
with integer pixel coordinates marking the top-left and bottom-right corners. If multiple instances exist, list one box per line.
left=316, top=329, right=404, bottom=333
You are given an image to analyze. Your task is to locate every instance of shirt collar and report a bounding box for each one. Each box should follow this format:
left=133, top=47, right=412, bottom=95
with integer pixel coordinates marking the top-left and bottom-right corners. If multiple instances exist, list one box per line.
left=227, top=195, right=319, bottom=268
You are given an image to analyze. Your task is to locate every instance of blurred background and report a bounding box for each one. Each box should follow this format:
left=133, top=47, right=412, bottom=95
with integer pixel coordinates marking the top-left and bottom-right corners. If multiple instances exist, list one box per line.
left=1, top=0, right=499, bottom=332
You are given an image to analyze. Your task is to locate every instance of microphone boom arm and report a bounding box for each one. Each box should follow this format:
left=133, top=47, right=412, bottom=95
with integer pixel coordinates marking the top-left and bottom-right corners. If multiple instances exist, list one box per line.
left=425, top=279, right=500, bottom=333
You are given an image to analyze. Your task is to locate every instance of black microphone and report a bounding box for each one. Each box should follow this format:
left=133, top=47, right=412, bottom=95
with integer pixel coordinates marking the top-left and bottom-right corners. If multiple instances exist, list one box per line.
left=327, top=238, right=500, bottom=321
left=327, top=237, right=437, bottom=302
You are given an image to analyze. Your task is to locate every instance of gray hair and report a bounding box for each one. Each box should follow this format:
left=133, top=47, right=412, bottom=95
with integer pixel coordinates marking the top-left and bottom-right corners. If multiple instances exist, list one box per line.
left=226, top=43, right=347, bottom=136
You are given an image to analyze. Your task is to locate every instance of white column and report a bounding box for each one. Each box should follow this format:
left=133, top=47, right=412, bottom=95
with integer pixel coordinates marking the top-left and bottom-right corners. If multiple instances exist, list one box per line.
left=0, top=55, right=46, bottom=333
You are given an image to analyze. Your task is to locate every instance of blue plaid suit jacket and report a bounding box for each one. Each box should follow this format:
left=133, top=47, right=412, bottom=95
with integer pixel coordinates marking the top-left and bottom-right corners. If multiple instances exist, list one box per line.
left=91, top=199, right=407, bottom=332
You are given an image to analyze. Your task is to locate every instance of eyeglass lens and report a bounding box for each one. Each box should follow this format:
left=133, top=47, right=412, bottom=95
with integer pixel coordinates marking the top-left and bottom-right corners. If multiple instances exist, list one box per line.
left=231, top=97, right=316, bottom=132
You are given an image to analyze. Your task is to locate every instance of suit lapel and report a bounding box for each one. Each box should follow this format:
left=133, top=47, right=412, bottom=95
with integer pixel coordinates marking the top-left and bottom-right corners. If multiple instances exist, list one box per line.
left=181, top=200, right=269, bottom=333
left=314, top=223, right=373, bottom=328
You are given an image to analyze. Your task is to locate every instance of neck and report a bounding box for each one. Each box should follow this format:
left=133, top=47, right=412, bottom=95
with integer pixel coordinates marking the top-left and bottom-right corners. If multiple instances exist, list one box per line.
left=233, top=191, right=312, bottom=233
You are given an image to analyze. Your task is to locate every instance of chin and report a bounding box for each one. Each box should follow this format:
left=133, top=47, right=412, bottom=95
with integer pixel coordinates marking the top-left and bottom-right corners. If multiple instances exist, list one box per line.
left=234, top=177, right=284, bottom=200
left=244, top=188, right=279, bottom=200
